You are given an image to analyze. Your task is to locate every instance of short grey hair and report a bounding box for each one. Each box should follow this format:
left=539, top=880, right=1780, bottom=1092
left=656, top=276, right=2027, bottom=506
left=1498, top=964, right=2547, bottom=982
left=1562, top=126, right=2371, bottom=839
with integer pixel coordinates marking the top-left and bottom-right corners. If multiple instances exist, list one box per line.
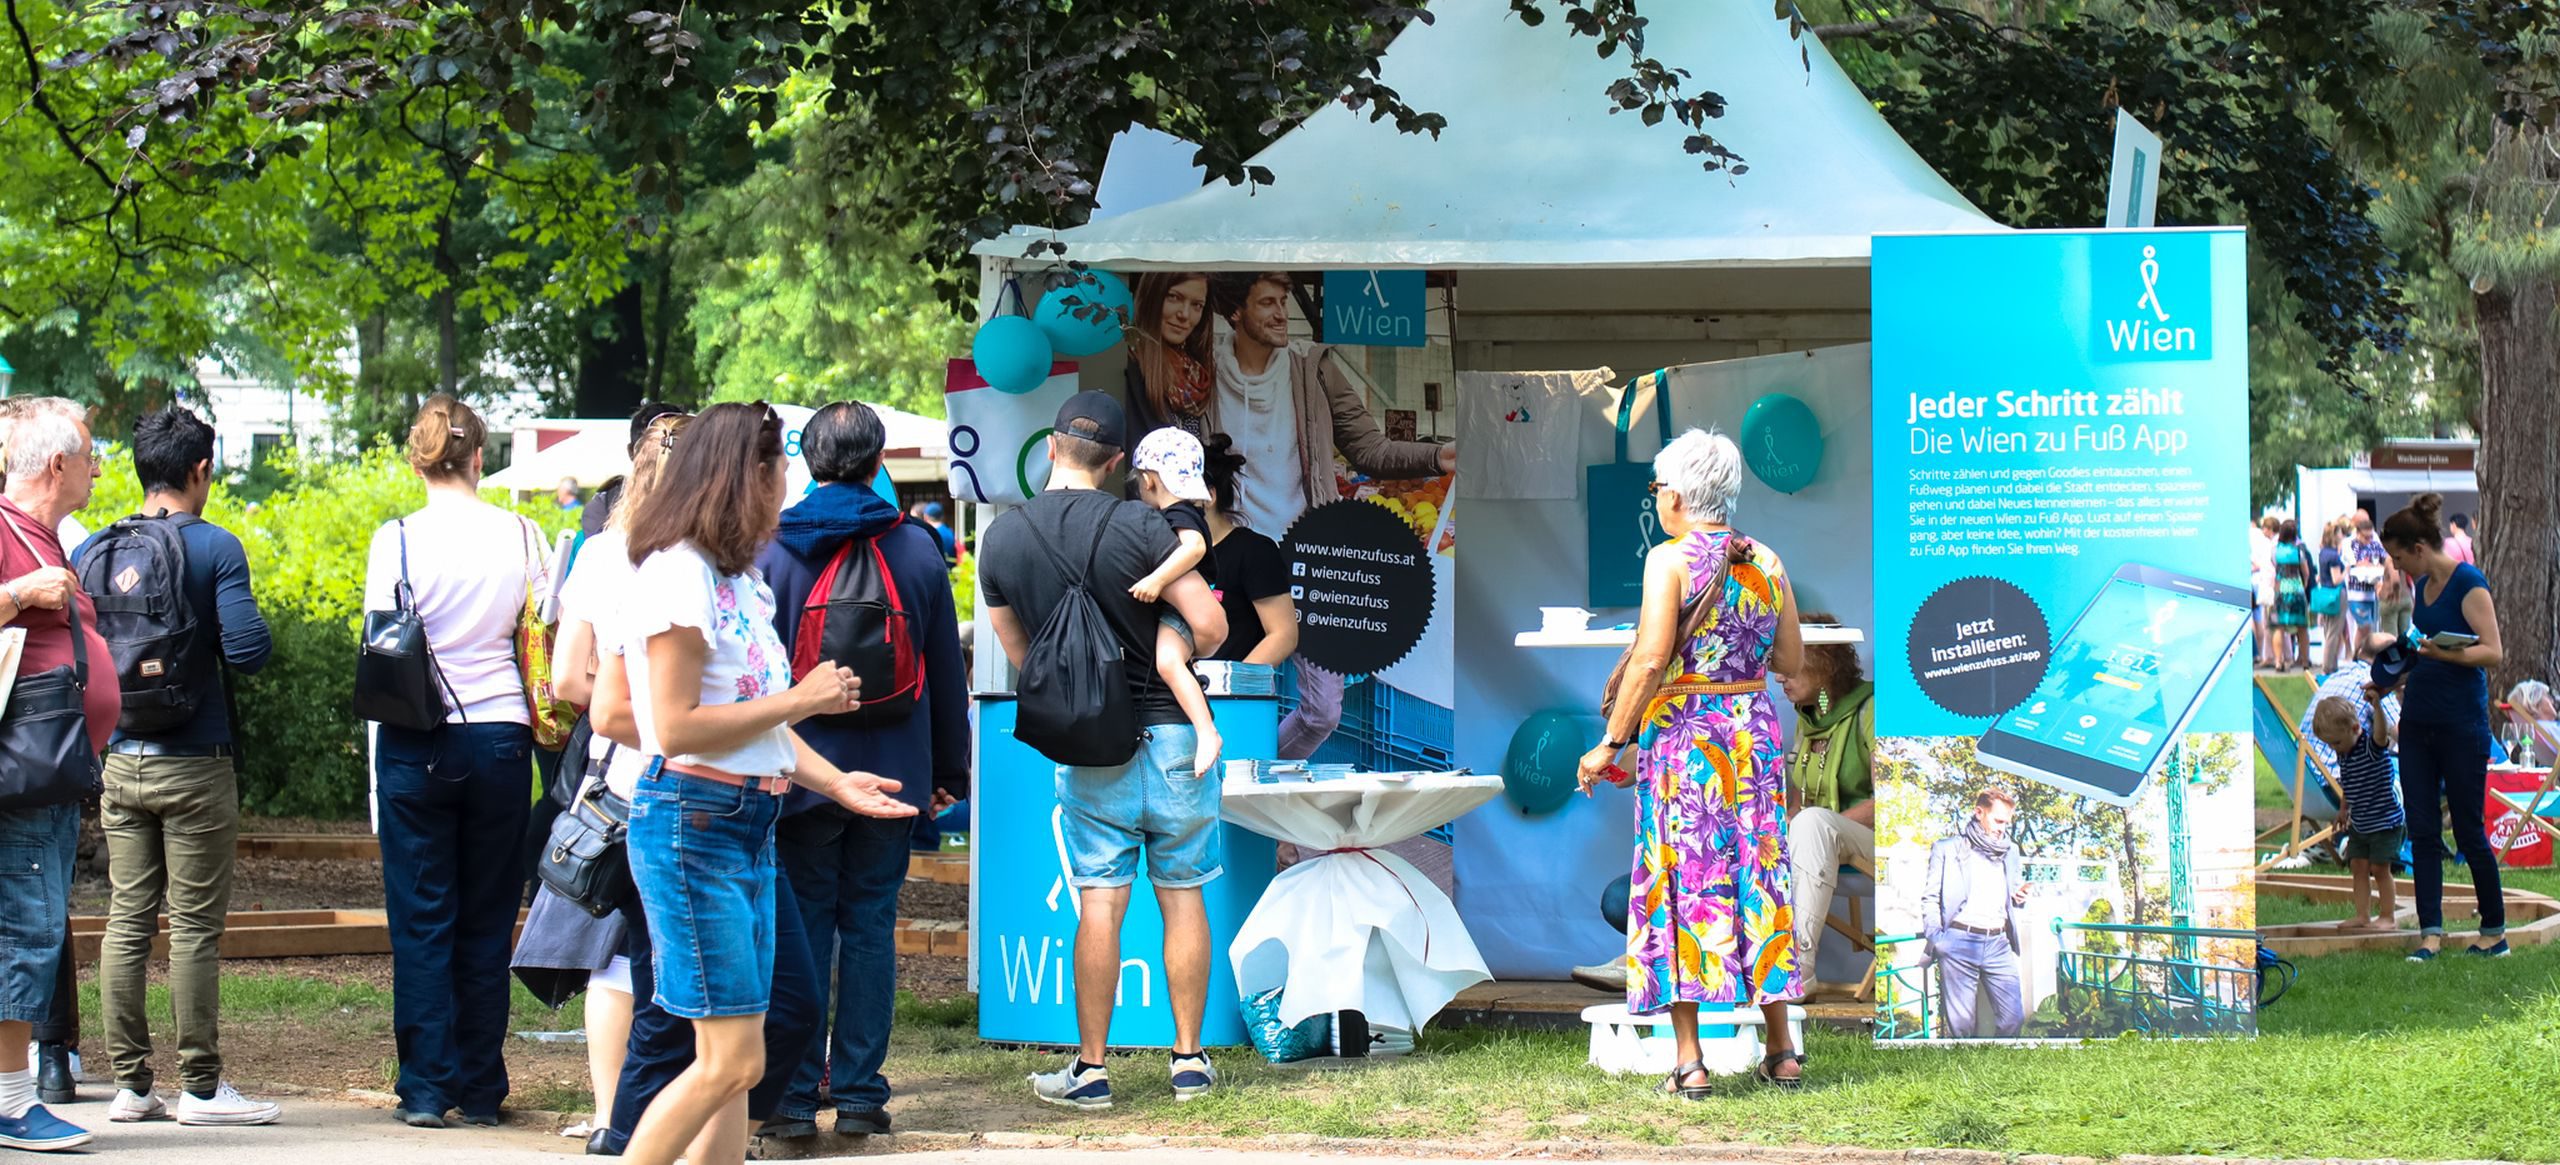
left=2, top=397, right=89, bottom=480
left=1653, top=427, right=1742, bottom=524
left=2511, top=680, right=2554, bottom=717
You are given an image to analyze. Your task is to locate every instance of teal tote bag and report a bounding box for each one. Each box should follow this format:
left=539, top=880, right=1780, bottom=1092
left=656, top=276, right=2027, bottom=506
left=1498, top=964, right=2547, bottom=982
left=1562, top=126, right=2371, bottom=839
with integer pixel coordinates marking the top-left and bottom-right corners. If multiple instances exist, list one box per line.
left=1586, top=369, right=1673, bottom=609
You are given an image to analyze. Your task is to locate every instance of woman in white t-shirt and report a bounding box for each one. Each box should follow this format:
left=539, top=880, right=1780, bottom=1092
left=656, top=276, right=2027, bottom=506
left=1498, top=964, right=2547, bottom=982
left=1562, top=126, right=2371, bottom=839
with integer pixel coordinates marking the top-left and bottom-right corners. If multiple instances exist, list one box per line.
left=526, top=408, right=687, bottom=1141
left=608, top=402, right=910, bottom=1165
left=359, top=395, right=550, bottom=1129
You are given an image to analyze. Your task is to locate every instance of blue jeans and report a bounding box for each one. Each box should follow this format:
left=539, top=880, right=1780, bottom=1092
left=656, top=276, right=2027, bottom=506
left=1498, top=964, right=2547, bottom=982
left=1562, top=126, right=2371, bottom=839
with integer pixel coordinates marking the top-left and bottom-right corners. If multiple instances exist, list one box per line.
left=774, top=809, right=912, bottom=1119
left=1932, top=928, right=2024, bottom=1039
left=376, top=722, right=534, bottom=1117
left=2399, top=718, right=2505, bottom=937
left=1057, top=725, right=1221, bottom=889
left=627, top=768, right=784, bottom=1018
left=601, top=867, right=820, bottom=1148
left=0, top=802, right=78, bottom=1025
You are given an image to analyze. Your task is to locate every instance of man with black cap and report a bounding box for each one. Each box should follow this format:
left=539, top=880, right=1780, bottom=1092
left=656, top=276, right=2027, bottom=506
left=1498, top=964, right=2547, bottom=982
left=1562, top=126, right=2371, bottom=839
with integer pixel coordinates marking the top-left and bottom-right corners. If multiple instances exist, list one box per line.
left=978, top=392, right=1231, bottom=1112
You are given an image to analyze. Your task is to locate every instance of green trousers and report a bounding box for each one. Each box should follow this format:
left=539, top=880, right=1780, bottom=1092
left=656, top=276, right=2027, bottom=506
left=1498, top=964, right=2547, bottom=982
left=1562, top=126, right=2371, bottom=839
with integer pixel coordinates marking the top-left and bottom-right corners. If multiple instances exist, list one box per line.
left=99, top=753, right=241, bottom=1095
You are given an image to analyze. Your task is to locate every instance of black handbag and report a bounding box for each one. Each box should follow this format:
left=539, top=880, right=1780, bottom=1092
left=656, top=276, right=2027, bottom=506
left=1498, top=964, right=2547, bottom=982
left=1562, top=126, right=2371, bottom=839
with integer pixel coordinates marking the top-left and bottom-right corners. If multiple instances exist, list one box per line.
left=537, top=742, right=634, bottom=918
left=0, top=516, right=103, bottom=811
left=354, top=520, right=454, bottom=732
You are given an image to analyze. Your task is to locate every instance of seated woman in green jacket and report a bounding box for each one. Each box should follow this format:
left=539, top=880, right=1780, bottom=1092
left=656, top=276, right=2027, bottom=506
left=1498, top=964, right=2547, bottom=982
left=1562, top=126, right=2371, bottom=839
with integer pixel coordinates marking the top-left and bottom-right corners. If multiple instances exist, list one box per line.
left=1775, top=614, right=1875, bottom=1000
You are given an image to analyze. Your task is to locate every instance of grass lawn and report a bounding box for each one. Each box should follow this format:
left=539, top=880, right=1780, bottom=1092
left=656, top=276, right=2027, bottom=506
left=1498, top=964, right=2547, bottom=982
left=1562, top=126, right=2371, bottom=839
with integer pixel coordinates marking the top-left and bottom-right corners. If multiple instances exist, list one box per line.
left=73, top=937, right=2560, bottom=1160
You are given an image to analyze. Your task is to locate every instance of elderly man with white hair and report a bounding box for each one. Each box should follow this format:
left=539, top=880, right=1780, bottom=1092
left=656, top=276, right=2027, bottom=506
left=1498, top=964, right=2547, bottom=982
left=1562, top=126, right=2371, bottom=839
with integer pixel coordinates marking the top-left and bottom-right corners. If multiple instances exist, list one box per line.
left=1575, top=427, right=1809, bottom=1095
left=0, top=396, right=117, bottom=1152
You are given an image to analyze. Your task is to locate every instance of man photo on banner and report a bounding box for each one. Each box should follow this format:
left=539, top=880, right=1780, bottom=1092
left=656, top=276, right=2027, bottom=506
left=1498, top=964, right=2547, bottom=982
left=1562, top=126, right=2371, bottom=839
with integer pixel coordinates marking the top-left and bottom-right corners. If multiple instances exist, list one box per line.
left=1205, top=271, right=1456, bottom=759
left=1919, top=789, right=2030, bottom=1039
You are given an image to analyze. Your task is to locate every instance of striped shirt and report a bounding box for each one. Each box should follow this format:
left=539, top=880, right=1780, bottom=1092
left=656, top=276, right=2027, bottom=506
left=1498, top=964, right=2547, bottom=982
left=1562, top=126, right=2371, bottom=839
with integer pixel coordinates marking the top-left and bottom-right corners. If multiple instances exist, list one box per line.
left=2335, top=733, right=2404, bottom=832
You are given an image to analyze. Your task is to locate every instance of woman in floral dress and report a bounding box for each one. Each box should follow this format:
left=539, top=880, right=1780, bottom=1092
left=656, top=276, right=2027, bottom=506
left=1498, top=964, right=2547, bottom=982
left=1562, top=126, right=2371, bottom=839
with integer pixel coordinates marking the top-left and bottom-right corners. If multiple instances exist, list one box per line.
left=1580, top=429, right=1806, bottom=1097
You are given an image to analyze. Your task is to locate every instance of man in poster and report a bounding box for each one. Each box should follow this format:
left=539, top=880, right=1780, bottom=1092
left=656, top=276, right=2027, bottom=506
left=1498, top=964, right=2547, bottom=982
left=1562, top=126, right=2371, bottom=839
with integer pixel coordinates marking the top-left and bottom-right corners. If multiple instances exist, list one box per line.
left=1208, top=272, right=1454, bottom=757
left=1919, top=789, right=2029, bottom=1039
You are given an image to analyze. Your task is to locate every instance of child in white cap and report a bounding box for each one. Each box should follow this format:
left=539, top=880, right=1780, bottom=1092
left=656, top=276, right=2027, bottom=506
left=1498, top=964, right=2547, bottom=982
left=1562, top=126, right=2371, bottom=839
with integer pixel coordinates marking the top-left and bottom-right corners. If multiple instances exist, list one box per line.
left=1130, top=426, right=1221, bottom=777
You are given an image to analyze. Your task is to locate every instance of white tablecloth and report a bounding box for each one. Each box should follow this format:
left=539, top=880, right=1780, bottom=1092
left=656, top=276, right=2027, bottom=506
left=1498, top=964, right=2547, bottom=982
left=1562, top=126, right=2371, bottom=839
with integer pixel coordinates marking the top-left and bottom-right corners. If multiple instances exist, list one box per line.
left=1221, top=774, right=1503, bottom=1030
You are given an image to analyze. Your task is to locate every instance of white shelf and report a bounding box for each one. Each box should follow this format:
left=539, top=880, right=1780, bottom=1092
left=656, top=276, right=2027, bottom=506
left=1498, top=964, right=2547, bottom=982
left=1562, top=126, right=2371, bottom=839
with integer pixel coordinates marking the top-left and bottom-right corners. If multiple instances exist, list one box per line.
left=1513, top=625, right=1865, bottom=649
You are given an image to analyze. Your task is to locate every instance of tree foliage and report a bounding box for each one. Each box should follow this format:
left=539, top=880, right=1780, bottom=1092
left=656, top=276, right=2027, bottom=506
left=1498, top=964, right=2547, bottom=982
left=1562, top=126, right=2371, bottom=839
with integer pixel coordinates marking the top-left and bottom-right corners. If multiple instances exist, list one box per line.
left=40, top=1, right=1802, bottom=302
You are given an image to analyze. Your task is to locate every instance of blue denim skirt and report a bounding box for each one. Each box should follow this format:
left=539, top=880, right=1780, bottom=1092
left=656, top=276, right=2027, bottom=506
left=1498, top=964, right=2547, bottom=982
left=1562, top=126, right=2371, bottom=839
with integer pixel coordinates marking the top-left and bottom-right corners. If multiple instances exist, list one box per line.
left=628, top=766, right=783, bottom=1019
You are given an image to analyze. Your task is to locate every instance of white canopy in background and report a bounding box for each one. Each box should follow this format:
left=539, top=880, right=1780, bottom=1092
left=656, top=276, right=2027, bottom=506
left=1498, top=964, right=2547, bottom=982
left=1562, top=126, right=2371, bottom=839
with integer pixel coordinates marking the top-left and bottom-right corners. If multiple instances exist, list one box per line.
left=488, top=404, right=951, bottom=493
left=978, top=0, right=1994, bottom=271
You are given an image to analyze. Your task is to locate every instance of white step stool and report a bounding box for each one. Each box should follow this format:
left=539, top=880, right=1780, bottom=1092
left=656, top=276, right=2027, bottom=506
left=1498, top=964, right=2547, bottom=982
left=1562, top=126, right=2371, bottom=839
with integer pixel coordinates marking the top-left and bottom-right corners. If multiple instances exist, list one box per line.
left=1581, top=1002, right=1806, bottom=1077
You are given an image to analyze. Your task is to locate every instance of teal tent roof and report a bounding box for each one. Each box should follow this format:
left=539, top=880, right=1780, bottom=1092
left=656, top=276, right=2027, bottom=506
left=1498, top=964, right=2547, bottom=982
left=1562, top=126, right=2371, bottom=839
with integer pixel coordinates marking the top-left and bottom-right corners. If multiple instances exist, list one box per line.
left=981, top=0, right=1996, bottom=271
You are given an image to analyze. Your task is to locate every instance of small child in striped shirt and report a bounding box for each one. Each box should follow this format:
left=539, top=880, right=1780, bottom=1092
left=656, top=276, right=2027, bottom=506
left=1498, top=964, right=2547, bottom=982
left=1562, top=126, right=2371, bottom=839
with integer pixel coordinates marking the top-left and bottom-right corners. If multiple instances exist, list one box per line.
left=2313, top=687, right=2403, bottom=933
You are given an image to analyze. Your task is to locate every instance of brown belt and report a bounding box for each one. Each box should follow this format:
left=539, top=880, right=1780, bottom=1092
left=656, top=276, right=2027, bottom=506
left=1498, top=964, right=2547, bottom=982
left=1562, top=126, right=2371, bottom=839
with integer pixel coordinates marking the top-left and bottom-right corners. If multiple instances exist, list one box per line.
left=1659, top=677, right=1769, bottom=698
left=661, top=762, right=791, bottom=796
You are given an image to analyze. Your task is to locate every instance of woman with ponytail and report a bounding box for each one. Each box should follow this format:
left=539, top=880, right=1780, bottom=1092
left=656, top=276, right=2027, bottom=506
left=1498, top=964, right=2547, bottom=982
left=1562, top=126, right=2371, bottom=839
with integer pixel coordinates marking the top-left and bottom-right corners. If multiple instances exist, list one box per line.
left=2380, top=491, right=2510, bottom=960
left=1573, top=429, right=1807, bottom=1095
left=1198, top=433, right=1297, bottom=665
left=360, top=394, right=551, bottom=1128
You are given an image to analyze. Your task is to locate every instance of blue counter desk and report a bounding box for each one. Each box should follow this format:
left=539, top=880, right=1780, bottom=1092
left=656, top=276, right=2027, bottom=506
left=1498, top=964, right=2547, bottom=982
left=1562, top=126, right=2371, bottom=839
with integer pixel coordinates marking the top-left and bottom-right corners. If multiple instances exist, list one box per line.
left=974, top=694, right=1278, bottom=1048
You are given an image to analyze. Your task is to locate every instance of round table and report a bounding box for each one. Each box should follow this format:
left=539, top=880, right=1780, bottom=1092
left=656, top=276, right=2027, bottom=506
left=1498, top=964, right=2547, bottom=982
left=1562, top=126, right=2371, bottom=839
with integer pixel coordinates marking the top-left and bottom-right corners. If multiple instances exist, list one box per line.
left=1221, top=772, right=1503, bottom=1033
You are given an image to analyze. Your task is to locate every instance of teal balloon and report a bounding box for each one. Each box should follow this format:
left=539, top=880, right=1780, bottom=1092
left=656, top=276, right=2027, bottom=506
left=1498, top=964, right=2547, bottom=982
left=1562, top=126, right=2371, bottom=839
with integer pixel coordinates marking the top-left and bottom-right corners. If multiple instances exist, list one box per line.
left=1503, top=709, right=1604, bottom=815
left=1740, top=392, right=1823, bottom=494
left=1034, top=269, right=1136, bottom=358
left=1600, top=875, right=1631, bottom=926
left=871, top=466, right=900, bottom=510
left=972, top=315, right=1054, bottom=394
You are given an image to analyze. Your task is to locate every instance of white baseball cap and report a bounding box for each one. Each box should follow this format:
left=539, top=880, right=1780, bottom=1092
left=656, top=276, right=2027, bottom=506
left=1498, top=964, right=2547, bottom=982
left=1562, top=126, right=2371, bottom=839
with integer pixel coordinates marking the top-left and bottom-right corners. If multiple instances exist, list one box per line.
left=1132, top=427, right=1212, bottom=503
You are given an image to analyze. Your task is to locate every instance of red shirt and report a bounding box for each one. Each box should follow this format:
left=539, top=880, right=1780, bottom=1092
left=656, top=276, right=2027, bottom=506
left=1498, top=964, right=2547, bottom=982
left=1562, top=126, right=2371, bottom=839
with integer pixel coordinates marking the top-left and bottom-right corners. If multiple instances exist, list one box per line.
left=3, top=497, right=120, bottom=751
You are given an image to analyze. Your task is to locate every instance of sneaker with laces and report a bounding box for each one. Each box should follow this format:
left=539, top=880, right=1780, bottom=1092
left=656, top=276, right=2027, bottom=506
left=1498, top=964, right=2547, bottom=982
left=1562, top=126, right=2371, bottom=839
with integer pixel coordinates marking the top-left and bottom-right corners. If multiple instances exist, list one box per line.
left=108, top=1088, right=171, bottom=1123
left=1170, top=1052, right=1217, bottom=1103
left=0, top=1104, right=93, bottom=1151
left=1029, top=1058, right=1112, bottom=1110
left=176, top=1082, right=283, bottom=1127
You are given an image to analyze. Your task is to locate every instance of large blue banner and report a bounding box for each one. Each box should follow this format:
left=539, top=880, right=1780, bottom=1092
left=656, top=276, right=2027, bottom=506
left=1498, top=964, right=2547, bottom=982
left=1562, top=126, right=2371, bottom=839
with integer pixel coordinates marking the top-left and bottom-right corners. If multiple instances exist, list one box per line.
left=1868, top=229, right=2256, bottom=1042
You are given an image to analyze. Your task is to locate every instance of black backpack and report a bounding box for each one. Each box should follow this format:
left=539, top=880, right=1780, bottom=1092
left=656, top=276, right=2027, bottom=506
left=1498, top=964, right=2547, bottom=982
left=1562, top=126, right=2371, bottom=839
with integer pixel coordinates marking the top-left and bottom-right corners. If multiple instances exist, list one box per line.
left=78, top=511, right=214, bottom=734
left=1014, top=500, right=1140, bottom=767
left=790, top=525, right=924, bottom=729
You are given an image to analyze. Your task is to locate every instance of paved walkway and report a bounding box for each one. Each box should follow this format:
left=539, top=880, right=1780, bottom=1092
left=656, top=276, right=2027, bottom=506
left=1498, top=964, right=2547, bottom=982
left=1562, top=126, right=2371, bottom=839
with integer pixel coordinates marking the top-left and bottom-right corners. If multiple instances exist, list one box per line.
left=35, top=1094, right=579, bottom=1161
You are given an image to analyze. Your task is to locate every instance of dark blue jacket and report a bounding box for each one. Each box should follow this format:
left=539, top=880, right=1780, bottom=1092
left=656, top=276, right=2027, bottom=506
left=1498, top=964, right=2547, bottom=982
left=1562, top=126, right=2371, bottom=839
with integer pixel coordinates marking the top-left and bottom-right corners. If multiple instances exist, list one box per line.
left=756, top=483, right=970, bottom=817
left=76, top=512, right=273, bottom=748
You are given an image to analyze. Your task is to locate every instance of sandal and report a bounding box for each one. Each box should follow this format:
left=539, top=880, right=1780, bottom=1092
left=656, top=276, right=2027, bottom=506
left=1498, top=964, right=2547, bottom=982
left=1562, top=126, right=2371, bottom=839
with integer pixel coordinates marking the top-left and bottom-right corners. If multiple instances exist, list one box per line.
left=1755, top=1051, right=1806, bottom=1089
left=1657, top=1058, right=1711, bottom=1101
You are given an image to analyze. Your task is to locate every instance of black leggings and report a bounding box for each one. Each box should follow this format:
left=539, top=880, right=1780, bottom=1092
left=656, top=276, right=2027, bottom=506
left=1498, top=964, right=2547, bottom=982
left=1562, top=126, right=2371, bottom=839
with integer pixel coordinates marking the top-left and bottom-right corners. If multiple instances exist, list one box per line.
left=2399, top=719, right=2505, bottom=936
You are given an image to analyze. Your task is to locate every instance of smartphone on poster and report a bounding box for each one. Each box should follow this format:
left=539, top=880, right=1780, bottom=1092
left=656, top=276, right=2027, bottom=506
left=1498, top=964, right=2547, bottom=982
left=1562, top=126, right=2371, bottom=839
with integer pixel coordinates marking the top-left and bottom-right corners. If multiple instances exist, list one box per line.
left=1974, top=563, right=2253, bottom=807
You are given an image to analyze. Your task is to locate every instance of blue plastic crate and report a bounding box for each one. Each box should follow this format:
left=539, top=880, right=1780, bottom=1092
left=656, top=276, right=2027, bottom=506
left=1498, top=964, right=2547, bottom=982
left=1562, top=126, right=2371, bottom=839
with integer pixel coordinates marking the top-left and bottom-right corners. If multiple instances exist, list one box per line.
left=1372, top=683, right=1453, bottom=768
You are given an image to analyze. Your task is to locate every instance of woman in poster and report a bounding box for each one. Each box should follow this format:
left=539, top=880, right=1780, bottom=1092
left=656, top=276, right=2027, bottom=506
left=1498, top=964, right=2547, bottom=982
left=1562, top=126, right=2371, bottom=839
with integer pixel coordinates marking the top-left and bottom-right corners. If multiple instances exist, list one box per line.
left=1575, top=429, right=1807, bottom=1096
left=1122, top=272, right=1215, bottom=439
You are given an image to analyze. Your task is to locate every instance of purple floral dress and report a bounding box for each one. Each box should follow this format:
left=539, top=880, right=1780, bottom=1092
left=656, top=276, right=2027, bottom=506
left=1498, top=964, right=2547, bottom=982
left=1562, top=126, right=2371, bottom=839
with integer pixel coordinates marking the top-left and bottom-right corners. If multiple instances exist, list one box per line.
left=1625, top=529, right=1801, bottom=1013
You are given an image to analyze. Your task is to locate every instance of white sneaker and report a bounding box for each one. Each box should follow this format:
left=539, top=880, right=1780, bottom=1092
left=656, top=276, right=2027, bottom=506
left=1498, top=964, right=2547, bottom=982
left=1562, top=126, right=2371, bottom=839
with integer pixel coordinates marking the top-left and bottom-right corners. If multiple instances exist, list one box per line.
left=175, top=1082, right=282, bottom=1127
left=108, top=1088, right=171, bottom=1123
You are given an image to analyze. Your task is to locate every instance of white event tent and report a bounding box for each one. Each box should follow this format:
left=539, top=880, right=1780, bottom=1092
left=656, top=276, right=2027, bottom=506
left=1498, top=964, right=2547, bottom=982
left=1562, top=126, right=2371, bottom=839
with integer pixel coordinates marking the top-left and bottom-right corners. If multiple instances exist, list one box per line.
left=970, top=0, right=2004, bottom=980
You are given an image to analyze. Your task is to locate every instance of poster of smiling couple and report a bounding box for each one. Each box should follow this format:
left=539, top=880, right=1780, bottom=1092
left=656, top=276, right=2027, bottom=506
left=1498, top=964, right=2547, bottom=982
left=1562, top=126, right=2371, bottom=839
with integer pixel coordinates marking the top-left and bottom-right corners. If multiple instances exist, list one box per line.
left=1868, top=229, right=2258, bottom=1043
left=948, top=268, right=1462, bottom=880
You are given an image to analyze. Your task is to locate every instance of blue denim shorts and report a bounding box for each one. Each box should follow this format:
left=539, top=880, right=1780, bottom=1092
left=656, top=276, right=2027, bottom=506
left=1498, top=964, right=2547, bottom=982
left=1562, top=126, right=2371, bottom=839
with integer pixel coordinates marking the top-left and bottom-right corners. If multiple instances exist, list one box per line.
left=628, top=766, right=784, bottom=1019
left=1056, top=725, right=1222, bottom=890
left=0, top=802, right=78, bottom=1024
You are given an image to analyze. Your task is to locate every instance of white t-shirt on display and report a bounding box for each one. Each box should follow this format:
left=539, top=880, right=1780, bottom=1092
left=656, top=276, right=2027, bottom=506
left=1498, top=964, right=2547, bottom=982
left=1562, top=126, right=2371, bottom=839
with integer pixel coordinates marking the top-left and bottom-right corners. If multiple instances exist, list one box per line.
left=362, top=492, right=548, bottom=725
left=1215, top=330, right=1307, bottom=540
left=621, top=543, right=797, bottom=778
left=557, top=528, right=655, bottom=800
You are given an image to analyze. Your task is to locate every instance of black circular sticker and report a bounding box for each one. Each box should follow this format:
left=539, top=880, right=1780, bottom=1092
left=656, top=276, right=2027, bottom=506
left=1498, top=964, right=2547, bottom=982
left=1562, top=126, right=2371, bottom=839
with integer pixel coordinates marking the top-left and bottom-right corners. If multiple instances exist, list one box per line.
left=1284, top=499, right=1436, bottom=677
left=1905, top=577, right=2051, bottom=718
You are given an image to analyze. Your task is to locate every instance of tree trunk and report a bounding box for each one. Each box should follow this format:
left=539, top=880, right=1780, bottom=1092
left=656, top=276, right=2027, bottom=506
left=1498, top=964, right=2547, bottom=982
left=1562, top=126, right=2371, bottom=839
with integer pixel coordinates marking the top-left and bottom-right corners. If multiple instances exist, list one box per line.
left=2471, top=277, right=2560, bottom=706
left=646, top=253, right=677, bottom=402
left=434, top=215, right=460, bottom=396
left=576, top=282, right=650, bottom=418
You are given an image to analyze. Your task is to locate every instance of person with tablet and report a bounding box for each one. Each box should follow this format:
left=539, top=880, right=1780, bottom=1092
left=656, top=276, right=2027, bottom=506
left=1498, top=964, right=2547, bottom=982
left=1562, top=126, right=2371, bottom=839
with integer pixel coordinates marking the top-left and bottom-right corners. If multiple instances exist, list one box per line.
left=2378, top=492, right=2508, bottom=961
